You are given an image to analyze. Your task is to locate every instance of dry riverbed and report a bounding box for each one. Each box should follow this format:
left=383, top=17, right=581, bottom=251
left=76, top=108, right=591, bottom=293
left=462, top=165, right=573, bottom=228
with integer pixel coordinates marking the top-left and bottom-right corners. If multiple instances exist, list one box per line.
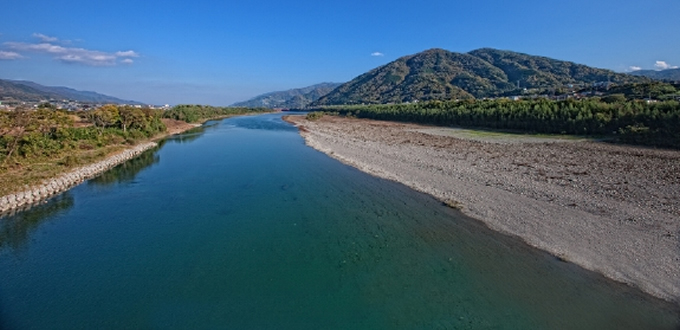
left=286, top=115, right=680, bottom=302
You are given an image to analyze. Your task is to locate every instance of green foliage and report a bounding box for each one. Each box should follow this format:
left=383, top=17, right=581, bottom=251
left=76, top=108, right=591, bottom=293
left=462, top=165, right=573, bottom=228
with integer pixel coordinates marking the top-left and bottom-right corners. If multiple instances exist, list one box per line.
left=0, top=105, right=167, bottom=166
left=604, top=82, right=680, bottom=101
left=37, top=102, right=56, bottom=109
left=0, top=104, right=270, bottom=167
left=0, top=108, right=74, bottom=163
left=315, top=98, right=680, bottom=149
left=162, top=105, right=270, bottom=123
left=601, top=94, right=627, bottom=103
left=82, top=105, right=166, bottom=137
left=629, top=68, right=680, bottom=81
left=305, top=111, right=325, bottom=121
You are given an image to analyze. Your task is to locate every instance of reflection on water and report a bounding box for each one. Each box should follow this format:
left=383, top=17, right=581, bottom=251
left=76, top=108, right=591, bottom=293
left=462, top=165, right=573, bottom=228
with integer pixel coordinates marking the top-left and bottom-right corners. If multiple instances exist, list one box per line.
left=0, top=193, right=74, bottom=252
left=89, top=147, right=161, bottom=186
left=165, top=125, right=208, bottom=144
left=1, top=143, right=164, bottom=252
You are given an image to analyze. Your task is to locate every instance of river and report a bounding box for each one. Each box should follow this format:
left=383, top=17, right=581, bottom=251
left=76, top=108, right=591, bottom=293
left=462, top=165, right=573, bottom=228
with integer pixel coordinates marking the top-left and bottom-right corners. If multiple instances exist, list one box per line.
left=0, top=113, right=677, bottom=329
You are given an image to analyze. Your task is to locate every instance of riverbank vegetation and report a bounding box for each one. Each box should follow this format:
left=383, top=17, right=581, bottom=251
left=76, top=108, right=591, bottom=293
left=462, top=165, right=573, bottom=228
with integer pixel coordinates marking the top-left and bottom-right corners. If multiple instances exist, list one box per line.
left=312, top=97, right=680, bottom=149
left=0, top=104, right=269, bottom=195
left=161, top=104, right=270, bottom=123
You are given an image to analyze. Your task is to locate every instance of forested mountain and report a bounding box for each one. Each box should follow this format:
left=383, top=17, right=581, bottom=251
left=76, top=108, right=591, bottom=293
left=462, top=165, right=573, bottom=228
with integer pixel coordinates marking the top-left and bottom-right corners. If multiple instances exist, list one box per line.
left=0, top=79, right=142, bottom=104
left=0, top=80, right=60, bottom=102
left=468, top=48, right=643, bottom=88
left=629, top=68, right=680, bottom=81
left=232, top=82, right=341, bottom=108
left=314, top=48, right=649, bottom=105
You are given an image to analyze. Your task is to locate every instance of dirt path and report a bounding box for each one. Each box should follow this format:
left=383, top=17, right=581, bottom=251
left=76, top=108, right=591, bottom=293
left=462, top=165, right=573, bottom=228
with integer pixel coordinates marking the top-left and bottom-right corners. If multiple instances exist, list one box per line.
left=161, top=118, right=201, bottom=136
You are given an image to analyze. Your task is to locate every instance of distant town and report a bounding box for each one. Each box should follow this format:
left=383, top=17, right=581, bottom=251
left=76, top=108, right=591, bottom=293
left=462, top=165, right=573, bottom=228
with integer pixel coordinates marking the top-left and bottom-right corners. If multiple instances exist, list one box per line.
left=0, top=97, right=171, bottom=111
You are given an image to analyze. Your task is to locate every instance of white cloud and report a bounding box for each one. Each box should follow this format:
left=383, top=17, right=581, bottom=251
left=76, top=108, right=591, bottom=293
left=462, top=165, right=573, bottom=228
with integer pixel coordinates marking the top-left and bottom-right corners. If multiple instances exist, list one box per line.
left=654, top=60, right=678, bottom=70
left=4, top=36, right=139, bottom=66
left=0, top=50, right=23, bottom=60
left=628, top=66, right=641, bottom=71
left=33, top=33, right=58, bottom=43
left=371, top=52, right=384, bottom=57
left=115, top=50, right=139, bottom=58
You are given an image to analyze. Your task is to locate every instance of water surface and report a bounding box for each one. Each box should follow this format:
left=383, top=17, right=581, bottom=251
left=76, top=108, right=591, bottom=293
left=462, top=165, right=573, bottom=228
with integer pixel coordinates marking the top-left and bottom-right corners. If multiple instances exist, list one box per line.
left=1, top=113, right=677, bottom=329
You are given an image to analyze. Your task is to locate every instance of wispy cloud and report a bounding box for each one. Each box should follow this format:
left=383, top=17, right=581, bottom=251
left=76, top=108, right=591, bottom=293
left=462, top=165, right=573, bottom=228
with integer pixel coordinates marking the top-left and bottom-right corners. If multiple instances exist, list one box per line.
left=371, top=52, right=384, bottom=57
left=0, top=50, right=23, bottom=60
left=115, top=50, right=139, bottom=58
left=628, top=66, right=641, bottom=71
left=1, top=33, right=139, bottom=66
left=32, top=33, right=58, bottom=43
left=654, top=60, right=678, bottom=70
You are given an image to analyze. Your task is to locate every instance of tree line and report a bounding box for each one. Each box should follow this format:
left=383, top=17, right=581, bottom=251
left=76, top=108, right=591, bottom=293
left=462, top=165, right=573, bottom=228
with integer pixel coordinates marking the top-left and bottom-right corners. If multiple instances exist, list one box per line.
left=313, top=98, right=680, bottom=148
left=1, top=104, right=166, bottom=166
left=161, top=104, right=270, bottom=123
left=0, top=104, right=271, bottom=167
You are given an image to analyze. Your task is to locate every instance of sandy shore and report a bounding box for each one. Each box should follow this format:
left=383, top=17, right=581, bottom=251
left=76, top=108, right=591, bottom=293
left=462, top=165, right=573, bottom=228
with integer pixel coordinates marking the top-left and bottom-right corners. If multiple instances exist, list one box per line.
left=286, top=115, right=680, bottom=302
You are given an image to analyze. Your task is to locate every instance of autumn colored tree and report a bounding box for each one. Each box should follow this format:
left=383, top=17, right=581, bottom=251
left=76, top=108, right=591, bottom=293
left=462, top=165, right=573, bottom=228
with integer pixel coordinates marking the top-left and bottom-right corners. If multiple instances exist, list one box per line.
left=87, top=104, right=119, bottom=134
left=1, top=107, right=73, bottom=163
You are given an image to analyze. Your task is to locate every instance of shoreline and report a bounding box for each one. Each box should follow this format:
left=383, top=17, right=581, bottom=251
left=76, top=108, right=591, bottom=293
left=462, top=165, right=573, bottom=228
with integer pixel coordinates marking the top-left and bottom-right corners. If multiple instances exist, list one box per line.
left=0, top=119, right=201, bottom=216
left=0, top=142, right=158, bottom=215
left=285, top=115, right=680, bottom=302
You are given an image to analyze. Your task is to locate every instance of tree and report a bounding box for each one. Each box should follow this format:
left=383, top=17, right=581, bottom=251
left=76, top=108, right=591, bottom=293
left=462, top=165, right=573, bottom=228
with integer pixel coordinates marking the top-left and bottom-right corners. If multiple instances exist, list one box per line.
left=1, top=107, right=72, bottom=163
left=1, top=107, right=32, bottom=163
left=37, top=102, right=56, bottom=110
left=87, top=104, right=119, bottom=134
left=118, top=106, right=144, bottom=132
left=602, top=94, right=626, bottom=103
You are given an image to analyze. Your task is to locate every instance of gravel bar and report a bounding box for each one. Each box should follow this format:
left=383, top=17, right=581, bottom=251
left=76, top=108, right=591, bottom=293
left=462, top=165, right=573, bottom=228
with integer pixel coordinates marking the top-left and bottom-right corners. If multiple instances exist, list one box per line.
left=286, top=115, right=680, bottom=302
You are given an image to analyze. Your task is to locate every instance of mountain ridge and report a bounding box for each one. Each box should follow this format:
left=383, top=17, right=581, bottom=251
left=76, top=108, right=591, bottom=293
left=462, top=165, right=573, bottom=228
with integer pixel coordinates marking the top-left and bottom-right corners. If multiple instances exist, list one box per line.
left=314, top=48, right=649, bottom=105
left=0, top=79, right=144, bottom=105
left=629, top=68, right=680, bottom=81
left=232, top=82, right=341, bottom=108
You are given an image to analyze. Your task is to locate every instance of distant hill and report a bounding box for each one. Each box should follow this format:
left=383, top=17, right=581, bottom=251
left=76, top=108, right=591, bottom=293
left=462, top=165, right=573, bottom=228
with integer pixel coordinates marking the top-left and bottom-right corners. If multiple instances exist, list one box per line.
left=314, top=48, right=649, bottom=105
left=232, top=82, right=341, bottom=109
left=0, top=79, right=143, bottom=104
left=629, top=68, right=680, bottom=81
left=0, top=80, right=59, bottom=102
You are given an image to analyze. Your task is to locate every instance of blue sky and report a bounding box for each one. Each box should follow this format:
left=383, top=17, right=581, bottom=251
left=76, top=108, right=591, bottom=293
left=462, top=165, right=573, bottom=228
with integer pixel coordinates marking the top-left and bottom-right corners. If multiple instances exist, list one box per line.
left=1, top=0, right=678, bottom=105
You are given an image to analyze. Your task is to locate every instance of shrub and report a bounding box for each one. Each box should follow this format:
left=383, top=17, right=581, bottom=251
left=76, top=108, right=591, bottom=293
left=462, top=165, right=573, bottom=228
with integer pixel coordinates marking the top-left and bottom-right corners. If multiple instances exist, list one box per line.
left=306, top=111, right=325, bottom=121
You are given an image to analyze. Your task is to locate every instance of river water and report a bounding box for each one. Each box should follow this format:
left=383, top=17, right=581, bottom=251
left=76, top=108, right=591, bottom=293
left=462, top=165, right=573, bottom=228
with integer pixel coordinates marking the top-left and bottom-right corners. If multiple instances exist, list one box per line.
left=0, top=113, right=677, bottom=329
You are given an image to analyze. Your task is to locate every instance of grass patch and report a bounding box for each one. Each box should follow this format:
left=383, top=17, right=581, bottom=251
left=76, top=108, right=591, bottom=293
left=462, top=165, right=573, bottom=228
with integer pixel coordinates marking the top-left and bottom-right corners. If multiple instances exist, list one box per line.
left=417, top=127, right=599, bottom=144
left=0, top=145, right=126, bottom=196
left=306, top=111, right=325, bottom=121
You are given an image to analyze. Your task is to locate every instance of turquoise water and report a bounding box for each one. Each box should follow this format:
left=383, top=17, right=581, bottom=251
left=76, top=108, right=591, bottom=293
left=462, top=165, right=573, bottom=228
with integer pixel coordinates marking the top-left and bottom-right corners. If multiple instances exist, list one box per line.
left=0, top=113, right=677, bottom=329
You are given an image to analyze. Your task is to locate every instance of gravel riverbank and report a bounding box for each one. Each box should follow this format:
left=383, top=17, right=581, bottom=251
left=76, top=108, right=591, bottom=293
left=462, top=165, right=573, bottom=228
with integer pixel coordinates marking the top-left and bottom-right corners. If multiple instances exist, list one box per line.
left=286, top=115, right=680, bottom=302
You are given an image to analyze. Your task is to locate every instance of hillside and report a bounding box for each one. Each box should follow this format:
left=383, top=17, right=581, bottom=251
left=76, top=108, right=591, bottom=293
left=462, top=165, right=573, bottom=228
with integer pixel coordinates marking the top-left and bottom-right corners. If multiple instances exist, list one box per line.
left=232, top=82, right=341, bottom=109
left=0, top=80, right=62, bottom=102
left=630, top=68, right=680, bottom=81
left=315, top=48, right=649, bottom=105
left=0, top=79, right=143, bottom=104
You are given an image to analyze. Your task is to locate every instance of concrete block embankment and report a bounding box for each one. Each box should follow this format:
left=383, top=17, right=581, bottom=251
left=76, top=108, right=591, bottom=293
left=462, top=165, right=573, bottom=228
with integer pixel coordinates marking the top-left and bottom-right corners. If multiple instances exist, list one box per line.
left=0, top=142, right=157, bottom=215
